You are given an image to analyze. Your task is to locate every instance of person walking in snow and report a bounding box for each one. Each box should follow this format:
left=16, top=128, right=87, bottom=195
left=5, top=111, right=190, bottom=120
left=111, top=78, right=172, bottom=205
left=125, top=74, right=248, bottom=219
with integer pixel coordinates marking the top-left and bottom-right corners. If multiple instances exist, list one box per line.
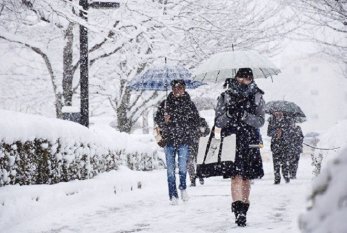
left=288, top=124, right=304, bottom=179
left=187, top=117, right=210, bottom=187
left=267, top=112, right=300, bottom=184
left=214, top=68, right=265, bottom=227
left=154, top=79, right=200, bottom=205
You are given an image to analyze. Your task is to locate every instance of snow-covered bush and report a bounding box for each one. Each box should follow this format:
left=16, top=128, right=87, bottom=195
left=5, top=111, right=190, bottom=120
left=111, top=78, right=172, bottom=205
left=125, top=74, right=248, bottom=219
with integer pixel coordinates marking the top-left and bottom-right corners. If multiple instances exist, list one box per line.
left=299, top=120, right=347, bottom=233
left=0, top=139, right=118, bottom=186
left=299, top=146, right=347, bottom=233
left=0, top=110, right=163, bottom=186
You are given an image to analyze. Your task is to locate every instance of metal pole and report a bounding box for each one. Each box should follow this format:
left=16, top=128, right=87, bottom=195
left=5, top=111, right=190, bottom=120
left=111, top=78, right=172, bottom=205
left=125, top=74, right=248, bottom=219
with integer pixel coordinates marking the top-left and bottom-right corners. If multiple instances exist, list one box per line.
left=79, top=0, right=89, bottom=127
left=78, top=1, right=119, bottom=127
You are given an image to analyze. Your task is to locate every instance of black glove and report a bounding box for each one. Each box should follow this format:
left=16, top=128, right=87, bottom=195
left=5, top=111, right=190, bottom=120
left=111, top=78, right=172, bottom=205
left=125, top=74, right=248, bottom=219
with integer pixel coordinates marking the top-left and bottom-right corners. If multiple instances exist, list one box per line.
left=227, top=106, right=244, bottom=121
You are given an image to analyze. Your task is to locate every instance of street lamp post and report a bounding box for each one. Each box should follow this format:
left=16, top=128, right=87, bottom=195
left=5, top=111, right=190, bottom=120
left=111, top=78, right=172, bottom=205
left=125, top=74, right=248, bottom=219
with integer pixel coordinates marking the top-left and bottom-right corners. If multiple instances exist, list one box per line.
left=79, top=0, right=120, bottom=127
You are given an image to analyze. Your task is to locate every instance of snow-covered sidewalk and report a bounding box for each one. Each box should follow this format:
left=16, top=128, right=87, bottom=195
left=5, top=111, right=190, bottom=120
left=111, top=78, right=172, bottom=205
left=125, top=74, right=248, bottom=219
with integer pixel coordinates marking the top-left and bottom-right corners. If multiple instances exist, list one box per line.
left=0, top=156, right=313, bottom=233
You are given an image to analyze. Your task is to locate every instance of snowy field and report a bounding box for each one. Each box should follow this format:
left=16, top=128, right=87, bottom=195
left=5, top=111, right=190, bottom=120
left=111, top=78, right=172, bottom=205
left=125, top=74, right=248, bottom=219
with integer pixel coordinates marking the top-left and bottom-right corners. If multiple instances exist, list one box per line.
left=0, top=153, right=314, bottom=233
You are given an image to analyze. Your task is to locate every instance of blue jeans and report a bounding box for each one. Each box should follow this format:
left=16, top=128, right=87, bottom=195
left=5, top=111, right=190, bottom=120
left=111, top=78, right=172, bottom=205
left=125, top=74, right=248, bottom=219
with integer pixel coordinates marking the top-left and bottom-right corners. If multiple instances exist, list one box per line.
left=164, top=144, right=189, bottom=200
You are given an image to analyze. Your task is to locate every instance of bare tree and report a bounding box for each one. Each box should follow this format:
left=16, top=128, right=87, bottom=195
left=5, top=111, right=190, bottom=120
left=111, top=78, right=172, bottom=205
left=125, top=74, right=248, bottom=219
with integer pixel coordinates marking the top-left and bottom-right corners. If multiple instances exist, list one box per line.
left=0, top=0, right=298, bottom=133
left=163, top=0, right=298, bottom=67
left=0, top=0, right=166, bottom=125
left=0, top=0, right=83, bottom=118
left=98, top=0, right=298, bottom=132
left=289, top=0, right=347, bottom=71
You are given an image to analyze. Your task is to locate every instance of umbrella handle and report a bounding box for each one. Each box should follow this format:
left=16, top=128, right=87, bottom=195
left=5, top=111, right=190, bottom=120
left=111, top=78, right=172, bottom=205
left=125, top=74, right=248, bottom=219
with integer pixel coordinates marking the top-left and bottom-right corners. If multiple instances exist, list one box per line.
left=165, top=85, right=168, bottom=110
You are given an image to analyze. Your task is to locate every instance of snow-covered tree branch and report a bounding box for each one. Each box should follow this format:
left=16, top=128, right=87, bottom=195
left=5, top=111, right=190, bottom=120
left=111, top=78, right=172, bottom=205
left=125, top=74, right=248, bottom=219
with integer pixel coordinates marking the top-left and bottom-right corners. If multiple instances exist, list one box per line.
left=289, top=0, right=347, bottom=72
left=0, top=0, right=297, bottom=132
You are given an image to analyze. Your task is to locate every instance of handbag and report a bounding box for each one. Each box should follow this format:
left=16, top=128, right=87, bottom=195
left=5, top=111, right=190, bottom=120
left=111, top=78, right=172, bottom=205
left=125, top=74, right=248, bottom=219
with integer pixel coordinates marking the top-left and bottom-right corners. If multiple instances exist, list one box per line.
left=196, top=128, right=236, bottom=178
left=153, top=127, right=166, bottom=147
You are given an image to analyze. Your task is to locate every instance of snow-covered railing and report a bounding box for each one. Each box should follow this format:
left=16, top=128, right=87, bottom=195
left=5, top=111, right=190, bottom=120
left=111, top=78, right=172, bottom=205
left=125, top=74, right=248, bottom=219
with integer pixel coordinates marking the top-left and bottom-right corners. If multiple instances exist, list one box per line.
left=306, top=120, right=347, bottom=176
left=0, top=110, right=163, bottom=186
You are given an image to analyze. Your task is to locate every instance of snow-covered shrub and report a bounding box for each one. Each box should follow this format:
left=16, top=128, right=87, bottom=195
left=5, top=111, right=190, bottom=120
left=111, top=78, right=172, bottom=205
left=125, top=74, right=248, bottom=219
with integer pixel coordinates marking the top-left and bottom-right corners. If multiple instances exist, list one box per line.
left=126, top=150, right=164, bottom=171
left=0, top=110, right=163, bottom=186
left=299, top=122, right=347, bottom=233
left=0, top=138, right=120, bottom=186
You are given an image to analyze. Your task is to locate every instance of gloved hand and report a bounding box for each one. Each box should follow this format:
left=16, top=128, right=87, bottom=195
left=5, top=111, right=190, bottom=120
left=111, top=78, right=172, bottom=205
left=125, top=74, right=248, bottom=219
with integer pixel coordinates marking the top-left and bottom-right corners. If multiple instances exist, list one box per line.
left=226, top=106, right=244, bottom=121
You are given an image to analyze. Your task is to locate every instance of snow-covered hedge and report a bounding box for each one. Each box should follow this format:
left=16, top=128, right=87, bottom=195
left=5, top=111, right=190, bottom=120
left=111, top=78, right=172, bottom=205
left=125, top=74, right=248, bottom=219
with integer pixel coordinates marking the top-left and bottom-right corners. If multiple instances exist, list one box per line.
left=0, top=139, right=119, bottom=186
left=0, top=110, right=163, bottom=186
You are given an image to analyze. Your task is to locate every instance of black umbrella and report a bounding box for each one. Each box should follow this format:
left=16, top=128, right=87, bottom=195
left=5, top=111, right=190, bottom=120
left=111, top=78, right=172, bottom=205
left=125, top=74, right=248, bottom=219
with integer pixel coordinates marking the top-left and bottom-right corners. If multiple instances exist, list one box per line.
left=265, top=100, right=306, bottom=122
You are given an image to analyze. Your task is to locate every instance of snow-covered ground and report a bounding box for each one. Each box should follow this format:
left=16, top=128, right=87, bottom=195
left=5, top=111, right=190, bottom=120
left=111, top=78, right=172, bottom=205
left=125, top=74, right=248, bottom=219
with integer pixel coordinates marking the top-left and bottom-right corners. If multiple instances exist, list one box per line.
left=0, top=50, right=346, bottom=231
left=1, top=107, right=346, bottom=233
left=1, top=8, right=346, bottom=231
left=0, top=152, right=314, bottom=233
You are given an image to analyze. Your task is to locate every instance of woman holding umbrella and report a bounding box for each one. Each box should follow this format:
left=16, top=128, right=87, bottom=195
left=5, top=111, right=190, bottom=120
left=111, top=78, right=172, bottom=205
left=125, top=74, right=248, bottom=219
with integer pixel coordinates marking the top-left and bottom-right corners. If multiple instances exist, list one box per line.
left=214, top=68, right=265, bottom=227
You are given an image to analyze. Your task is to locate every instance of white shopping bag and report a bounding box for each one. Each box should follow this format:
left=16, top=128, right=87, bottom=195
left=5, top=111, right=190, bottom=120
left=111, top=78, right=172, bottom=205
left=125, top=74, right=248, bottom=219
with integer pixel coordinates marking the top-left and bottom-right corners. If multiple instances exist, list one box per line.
left=197, top=134, right=236, bottom=164
left=221, top=134, right=236, bottom=162
left=197, top=136, right=221, bottom=164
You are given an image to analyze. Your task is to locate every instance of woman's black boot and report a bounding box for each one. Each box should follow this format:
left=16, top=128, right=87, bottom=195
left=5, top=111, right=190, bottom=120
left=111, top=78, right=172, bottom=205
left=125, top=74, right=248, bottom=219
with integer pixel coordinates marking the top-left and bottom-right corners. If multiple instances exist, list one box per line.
left=231, top=201, right=239, bottom=219
left=232, top=201, right=249, bottom=227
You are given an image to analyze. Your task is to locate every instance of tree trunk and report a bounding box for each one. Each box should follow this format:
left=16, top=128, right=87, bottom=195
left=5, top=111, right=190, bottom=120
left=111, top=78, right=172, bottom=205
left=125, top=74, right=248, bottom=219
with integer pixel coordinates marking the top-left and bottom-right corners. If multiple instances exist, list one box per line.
left=117, top=81, right=133, bottom=133
left=63, top=23, right=74, bottom=106
left=55, top=92, right=63, bottom=119
left=142, top=109, right=149, bottom=134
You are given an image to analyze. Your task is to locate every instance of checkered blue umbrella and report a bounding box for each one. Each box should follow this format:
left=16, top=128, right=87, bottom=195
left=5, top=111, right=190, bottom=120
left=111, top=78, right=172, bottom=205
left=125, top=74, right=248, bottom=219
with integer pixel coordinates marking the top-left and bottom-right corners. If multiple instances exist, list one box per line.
left=128, top=65, right=206, bottom=91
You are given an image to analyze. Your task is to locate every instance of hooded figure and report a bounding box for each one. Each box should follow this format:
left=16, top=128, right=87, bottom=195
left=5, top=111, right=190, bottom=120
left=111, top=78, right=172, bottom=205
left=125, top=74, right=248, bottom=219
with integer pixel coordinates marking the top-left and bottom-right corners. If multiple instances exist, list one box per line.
left=214, top=68, right=265, bottom=227
left=288, top=124, right=304, bottom=178
left=154, top=79, right=200, bottom=205
left=268, top=113, right=304, bottom=182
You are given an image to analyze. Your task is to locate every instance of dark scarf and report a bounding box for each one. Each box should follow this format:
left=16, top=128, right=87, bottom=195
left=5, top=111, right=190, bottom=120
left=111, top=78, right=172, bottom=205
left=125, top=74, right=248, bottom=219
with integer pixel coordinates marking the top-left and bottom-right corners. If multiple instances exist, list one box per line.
left=166, top=92, right=191, bottom=107
left=227, top=78, right=263, bottom=99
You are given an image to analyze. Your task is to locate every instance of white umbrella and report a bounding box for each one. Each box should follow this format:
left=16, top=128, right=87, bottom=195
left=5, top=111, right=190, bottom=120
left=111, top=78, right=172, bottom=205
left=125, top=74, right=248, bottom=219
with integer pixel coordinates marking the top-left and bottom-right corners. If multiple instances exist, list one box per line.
left=192, top=50, right=281, bottom=83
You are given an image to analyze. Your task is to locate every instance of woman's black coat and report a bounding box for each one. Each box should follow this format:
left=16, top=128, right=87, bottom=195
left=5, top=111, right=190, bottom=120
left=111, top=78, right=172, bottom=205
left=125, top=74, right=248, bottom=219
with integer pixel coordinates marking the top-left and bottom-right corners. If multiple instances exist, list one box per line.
left=214, top=79, right=265, bottom=179
left=154, top=92, right=200, bottom=147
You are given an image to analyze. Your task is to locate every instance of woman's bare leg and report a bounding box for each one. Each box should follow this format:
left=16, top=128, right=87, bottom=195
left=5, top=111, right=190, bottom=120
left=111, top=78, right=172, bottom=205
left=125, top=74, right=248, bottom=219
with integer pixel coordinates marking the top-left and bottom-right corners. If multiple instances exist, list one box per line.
left=241, top=179, right=251, bottom=203
left=231, top=175, right=251, bottom=203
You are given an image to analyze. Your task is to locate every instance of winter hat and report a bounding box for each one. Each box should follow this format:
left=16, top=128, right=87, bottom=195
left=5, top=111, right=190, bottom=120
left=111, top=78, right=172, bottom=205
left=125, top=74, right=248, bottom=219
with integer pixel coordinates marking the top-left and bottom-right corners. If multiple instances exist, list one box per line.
left=235, top=68, right=253, bottom=79
left=170, top=79, right=186, bottom=87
